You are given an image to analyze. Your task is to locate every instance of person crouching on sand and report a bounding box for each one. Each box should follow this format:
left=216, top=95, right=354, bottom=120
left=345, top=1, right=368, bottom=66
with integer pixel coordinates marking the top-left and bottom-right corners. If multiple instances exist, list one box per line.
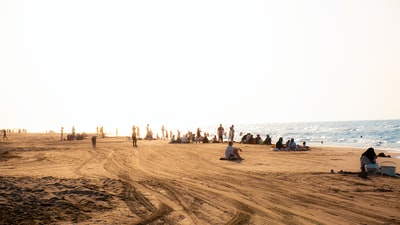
left=360, top=147, right=378, bottom=172
left=225, top=141, right=244, bottom=160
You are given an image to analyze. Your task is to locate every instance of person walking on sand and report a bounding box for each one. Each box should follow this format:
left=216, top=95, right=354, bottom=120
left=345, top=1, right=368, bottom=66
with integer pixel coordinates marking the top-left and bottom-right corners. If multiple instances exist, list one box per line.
left=3, top=129, right=8, bottom=141
left=217, top=124, right=224, bottom=143
left=225, top=141, right=244, bottom=160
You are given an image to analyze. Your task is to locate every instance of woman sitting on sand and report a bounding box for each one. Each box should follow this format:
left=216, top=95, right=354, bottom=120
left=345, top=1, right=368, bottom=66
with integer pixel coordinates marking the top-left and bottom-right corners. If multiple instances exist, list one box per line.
left=360, top=147, right=378, bottom=172
left=289, top=138, right=298, bottom=150
left=225, top=141, right=244, bottom=160
left=275, top=137, right=285, bottom=150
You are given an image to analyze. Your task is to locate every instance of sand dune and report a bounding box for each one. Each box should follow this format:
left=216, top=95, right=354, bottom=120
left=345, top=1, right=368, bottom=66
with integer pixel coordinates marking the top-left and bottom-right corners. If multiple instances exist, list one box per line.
left=0, top=133, right=399, bottom=224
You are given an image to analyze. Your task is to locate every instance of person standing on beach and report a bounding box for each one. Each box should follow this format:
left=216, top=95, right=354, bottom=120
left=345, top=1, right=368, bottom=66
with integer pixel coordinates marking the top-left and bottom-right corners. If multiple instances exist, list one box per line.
left=217, top=124, right=224, bottom=143
left=228, top=125, right=235, bottom=142
left=61, top=127, right=64, bottom=141
left=196, top=128, right=202, bottom=142
left=161, top=125, right=165, bottom=140
left=132, top=125, right=138, bottom=147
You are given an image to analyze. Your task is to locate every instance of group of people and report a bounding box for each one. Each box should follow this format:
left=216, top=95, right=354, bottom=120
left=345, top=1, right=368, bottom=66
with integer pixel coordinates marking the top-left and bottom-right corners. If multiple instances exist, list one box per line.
left=240, top=133, right=272, bottom=145
left=273, top=137, right=310, bottom=151
left=217, top=124, right=235, bottom=143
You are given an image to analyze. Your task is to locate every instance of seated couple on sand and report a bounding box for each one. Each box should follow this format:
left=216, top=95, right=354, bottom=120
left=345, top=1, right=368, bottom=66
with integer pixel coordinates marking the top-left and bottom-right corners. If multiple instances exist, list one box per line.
left=220, top=141, right=244, bottom=160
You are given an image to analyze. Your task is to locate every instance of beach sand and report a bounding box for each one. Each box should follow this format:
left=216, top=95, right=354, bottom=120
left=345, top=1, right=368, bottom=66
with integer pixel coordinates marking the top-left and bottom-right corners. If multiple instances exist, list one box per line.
left=0, top=133, right=399, bottom=225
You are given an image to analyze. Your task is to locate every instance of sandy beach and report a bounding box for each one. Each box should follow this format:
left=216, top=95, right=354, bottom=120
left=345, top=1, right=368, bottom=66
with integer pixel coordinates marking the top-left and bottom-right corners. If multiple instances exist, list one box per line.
left=0, top=133, right=399, bottom=225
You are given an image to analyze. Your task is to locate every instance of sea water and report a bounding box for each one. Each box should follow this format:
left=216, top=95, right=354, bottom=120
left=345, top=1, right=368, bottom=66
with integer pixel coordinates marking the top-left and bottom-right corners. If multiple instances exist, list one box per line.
left=196, top=120, right=400, bottom=152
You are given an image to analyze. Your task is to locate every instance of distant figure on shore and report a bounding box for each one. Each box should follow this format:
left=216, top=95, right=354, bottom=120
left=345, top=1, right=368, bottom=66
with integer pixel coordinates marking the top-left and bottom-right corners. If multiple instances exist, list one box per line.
left=211, top=135, right=218, bottom=143
left=145, top=124, right=153, bottom=140
left=263, top=135, right=272, bottom=145
left=196, top=128, right=202, bottom=141
left=228, top=125, right=235, bottom=142
left=161, top=125, right=165, bottom=140
left=100, top=126, right=105, bottom=138
left=3, top=129, right=8, bottom=141
left=240, top=133, right=253, bottom=144
left=224, top=141, right=244, bottom=160
left=91, top=136, right=97, bottom=148
left=255, top=134, right=262, bottom=144
left=203, top=133, right=210, bottom=143
left=61, top=127, right=64, bottom=141
left=132, top=125, right=138, bottom=147
left=217, top=124, right=224, bottom=143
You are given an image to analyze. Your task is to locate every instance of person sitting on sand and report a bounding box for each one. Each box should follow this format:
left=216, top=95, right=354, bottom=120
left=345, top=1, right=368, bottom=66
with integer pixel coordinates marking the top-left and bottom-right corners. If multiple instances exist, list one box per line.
left=263, top=135, right=272, bottom=145
left=289, top=138, right=298, bottom=150
left=360, top=147, right=378, bottom=172
left=211, top=135, right=218, bottom=143
left=240, top=133, right=249, bottom=144
left=182, top=135, right=189, bottom=143
left=275, top=137, right=285, bottom=150
left=255, top=134, right=262, bottom=144
left=202, top=134, right=210, bottom=143
left=297, top=141, right=310, bottom=151
left=225, top=141, right=244, bottom=160
left=169, top=135, right=176, bottom=143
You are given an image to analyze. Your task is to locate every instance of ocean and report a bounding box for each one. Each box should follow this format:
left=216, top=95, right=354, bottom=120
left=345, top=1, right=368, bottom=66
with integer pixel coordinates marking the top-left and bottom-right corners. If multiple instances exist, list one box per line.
left=194, top=120, right=400, bottom=152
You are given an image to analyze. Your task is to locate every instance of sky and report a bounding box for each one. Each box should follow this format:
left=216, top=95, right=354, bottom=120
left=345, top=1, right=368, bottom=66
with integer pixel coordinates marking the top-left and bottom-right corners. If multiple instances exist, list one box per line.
left=1, top=0, right=399, bottom=135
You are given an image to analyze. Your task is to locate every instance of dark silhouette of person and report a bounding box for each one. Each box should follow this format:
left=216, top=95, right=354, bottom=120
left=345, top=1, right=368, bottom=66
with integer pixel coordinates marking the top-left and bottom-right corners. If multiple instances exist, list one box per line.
left=263, top=135, right=272, bottom=145
left=3, top=129, right=8, bottom=141
left=276, top=137, right=285, bottom=150
left=91, top=136, right=97, bottom=148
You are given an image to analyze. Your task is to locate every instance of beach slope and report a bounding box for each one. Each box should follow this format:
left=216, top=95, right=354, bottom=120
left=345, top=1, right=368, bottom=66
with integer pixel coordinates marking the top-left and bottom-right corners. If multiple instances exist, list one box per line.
left=0, top=134, right=399, bottom=224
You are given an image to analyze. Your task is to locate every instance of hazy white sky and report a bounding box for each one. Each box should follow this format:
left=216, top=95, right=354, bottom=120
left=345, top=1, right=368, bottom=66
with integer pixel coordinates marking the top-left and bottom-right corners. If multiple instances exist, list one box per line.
left=1, top=0, right=399, bottom=134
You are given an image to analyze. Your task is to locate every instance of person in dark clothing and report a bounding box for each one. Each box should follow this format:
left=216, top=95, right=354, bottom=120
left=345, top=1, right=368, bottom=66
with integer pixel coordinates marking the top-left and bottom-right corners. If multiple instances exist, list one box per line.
left=263, top=135, right=272, bottom=145
left=276, top=137, right=285, bottom=150
left=3, top=129, right=8, bottom=141
left=360, top=147, right=377, bottom=172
